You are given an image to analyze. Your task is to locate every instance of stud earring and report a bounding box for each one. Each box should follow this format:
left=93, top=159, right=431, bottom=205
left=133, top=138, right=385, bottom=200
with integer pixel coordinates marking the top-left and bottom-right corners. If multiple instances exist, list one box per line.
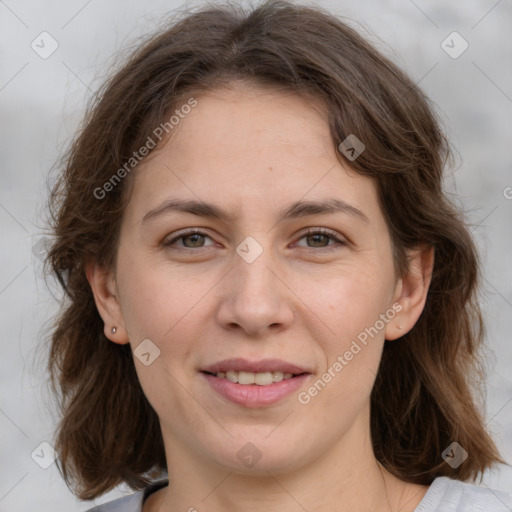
left=111, top=326, right=117, bottom=334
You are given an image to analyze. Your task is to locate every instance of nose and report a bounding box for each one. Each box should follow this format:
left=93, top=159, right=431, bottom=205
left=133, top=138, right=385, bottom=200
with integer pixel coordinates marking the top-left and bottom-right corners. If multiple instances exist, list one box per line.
left=215, top=243, right=294, bottom=337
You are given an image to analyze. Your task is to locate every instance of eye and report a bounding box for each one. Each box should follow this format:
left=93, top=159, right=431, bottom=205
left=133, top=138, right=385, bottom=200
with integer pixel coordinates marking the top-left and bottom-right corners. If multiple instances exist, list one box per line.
left=163, top=227, right=347, bottom=253
left=294, top=228, right=347, bottom=251
left=163, top=229, right=216, bottom=250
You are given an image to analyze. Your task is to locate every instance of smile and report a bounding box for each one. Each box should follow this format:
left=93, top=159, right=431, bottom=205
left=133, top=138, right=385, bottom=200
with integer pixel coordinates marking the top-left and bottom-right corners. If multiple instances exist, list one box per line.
left=200, top=371, right=311, bottom=408
left=209, top=370, right=295, bottom=385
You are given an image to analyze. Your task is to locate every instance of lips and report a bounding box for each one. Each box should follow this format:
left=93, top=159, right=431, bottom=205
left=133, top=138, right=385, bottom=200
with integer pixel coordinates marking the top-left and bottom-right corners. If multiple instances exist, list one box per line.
left=200, top=357, right=310, bottom=375
left=200, top=358, right=312, bottom=408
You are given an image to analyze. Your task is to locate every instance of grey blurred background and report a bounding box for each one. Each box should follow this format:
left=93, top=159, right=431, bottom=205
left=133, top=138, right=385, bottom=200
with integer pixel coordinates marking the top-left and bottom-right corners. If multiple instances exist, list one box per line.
left=1, top=0, right=511, bottom=510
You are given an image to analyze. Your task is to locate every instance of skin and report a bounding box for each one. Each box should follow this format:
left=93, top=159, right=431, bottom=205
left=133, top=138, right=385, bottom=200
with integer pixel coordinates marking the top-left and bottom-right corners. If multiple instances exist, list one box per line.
left=87, top=82, right=434, bottom=512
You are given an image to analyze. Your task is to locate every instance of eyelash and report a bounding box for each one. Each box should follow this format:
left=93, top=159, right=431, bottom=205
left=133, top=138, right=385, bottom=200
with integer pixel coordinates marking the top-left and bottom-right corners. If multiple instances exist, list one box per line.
left=163, top=227, right=347, bottom=253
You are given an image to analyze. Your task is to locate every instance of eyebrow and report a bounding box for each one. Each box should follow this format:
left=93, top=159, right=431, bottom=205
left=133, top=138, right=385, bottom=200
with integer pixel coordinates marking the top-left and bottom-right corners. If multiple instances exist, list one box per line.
left=141, top=197, right=369, bottom=225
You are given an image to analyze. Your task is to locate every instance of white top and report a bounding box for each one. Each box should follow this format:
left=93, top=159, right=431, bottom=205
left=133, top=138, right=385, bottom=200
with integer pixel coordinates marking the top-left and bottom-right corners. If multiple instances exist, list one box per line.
left=85, top=476, right=512, bottom=511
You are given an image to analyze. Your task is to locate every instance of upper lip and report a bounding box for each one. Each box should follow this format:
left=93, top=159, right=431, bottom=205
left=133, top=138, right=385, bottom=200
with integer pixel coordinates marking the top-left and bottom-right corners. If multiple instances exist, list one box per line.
left=201, top=358, right=310, bottom=375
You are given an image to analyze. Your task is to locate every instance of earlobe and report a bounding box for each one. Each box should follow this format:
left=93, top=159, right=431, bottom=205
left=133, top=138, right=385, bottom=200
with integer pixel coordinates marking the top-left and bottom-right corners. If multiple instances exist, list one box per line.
left=107, top=323, right=129, bottom=345
left=385, top=245, right=434, bottom=341
left=85, top=262, right=130, bottom=345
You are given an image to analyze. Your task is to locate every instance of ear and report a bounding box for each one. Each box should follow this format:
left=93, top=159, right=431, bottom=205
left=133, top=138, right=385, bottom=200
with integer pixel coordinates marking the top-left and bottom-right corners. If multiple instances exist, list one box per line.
left=385, top=245, right=434, bottom=341
left=85, top=261, right=129, bottom=345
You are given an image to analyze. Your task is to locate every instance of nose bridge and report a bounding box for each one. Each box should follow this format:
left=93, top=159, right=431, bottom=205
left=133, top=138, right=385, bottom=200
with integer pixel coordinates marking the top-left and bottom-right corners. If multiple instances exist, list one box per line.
left=234, top=234, right=278, bottom=302
left=216, top=234, right=293, bottom=334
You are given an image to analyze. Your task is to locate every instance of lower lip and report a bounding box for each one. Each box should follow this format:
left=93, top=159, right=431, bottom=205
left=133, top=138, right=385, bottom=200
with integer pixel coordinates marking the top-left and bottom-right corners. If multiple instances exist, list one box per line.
left=201, top=372, right=310, bottom=408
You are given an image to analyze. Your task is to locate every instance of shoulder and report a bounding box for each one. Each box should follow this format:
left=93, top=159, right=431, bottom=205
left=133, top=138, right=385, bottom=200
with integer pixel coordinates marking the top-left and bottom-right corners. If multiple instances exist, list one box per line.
left=416, top=476, right=512, bottom=512
left=83, top=480, right=168, bottom=512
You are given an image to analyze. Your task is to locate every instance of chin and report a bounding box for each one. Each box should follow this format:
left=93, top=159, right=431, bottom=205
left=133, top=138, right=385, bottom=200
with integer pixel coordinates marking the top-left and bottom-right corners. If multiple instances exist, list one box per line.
left=205, top=432, right=313, bottom=475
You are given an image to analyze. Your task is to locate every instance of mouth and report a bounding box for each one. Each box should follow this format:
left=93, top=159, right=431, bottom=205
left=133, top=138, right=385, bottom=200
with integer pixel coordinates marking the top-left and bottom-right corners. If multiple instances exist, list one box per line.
left=201, top=369, right=305, bottom=385
left=199, top=358, right=312, bottom=408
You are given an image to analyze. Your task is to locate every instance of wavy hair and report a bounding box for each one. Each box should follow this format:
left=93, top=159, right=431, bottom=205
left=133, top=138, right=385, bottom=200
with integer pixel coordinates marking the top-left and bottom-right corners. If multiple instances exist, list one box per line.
left=46, top=0, right=504, bottom=499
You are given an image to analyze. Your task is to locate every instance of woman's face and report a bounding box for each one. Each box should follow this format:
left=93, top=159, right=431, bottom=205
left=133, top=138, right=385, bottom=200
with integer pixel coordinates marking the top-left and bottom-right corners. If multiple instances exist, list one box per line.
left=106, top=84, right=410, bottom=473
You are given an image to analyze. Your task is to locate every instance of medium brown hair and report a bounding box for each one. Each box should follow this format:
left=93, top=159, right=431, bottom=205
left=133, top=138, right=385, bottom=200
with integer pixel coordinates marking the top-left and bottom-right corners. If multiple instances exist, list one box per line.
left=46, top=0, right=504, bottom=500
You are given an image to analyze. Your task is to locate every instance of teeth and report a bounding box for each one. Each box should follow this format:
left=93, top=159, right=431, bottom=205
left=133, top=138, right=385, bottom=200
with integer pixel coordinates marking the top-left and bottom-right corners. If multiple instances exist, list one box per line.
left=215, top=370, right=296, bottom=385
left=254, top=372, right=272, bottom=385
left=226, top=370, right=238, bottom=383
left=272, top=371, right=284, bottom=382
left=238, top=371, right=255, bottom=385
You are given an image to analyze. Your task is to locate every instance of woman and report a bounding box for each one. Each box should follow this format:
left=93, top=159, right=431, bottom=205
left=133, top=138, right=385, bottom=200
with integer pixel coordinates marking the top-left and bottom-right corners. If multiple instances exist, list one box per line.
left=46, top=1, right=512, bottom=511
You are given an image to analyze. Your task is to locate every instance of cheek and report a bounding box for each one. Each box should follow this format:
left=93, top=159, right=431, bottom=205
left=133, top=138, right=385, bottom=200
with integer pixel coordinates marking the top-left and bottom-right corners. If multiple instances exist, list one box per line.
left=298, top=278, right=389, bottom=426
left=299, top=262, right=394, bottom=403
left=301, top=261, right=393, bottom=342
left=116, top=249, right=202, bottom=341
left=116, top=255, right=202, bottom=420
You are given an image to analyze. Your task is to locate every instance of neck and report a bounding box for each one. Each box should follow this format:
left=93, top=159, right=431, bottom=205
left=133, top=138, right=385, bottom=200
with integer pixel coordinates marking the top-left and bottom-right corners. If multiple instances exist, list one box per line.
left=148, top=410, right=427, bottom=512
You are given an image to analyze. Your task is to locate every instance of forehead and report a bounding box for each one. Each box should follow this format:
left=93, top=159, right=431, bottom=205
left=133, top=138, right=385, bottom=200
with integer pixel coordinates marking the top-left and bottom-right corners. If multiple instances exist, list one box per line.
left=124, top=84, right=379, bottom=224
left=184, top=85, right=335, bottom=163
